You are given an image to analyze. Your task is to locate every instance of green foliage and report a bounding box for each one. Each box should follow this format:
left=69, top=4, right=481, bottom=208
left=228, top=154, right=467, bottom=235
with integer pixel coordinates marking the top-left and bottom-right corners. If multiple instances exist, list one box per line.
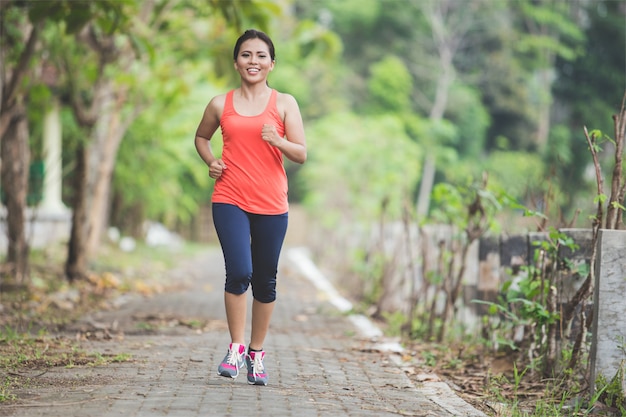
left=429, top=183, right=465, bottom=226
left=408, top=117, right=461, bottom=181
left=26, top=0, right=133, bottom=34
left=112, top=106, right=211, bottom=229
left=316, top=0, right=382, bottom=30
left=551, top=0, right=626, bottom=215
left=594, top=367, right=626, bottom=414
left=420, top=118, right=458, bottom=148
left=24, top=84, right=52, bottom=162
left=366, top=55, right=412, bottom=114
left=300, top=111, right=421, bottom=227
left=271, top=20, right=345, bottom=119
left=512, top=0, right=585, bottom=66
left=350, top=247, right=386, bottom=306
left=476, top=227, right=575, bottom=371
left=482, top=151, right=546, bottom=203
left=445, top=83, right=491, bottom=158
left=292, top=19, right=344, bottom=61
left=111, top=34, right=222, bottom=232
left=553, top=0, right=625, bottom=135
left=380, top=310, right=407, bottom=338
left=429, top=178, right=512, bottom=232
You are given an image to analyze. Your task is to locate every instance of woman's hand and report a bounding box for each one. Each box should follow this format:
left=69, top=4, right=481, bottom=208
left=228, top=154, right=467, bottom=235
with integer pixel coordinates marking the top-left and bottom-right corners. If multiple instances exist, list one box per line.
left=209, top=159, right=227, bottom=179
left=261, top=124, right=281, bottom=146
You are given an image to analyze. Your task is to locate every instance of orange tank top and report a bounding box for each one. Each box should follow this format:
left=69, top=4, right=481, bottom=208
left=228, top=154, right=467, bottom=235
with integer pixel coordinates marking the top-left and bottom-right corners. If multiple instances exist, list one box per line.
left=211, top=89, right=288, bottom=214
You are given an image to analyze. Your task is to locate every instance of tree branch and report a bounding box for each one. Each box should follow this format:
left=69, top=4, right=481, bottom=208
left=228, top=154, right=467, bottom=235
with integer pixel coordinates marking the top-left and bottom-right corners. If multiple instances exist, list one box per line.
left=2, top=21, right=42, bottom=110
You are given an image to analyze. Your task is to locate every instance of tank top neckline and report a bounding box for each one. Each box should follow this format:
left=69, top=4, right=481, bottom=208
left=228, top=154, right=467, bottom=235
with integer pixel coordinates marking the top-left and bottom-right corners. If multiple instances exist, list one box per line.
left=228, top=89, right=275, bottom=118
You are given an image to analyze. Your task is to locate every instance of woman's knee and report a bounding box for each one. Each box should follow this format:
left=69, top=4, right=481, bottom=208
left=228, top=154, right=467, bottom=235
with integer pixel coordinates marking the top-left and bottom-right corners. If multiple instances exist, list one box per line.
left=225, top=272, right=252, bottom=295
left=251, top=278, right=276, bottom=303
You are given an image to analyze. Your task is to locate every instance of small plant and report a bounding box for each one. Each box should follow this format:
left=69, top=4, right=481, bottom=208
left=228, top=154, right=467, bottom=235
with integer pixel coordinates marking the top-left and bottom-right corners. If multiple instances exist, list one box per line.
left=593, top=366, right=626, bottom=415
left=0, top=376, right=17, bottom=403
left=381, top=311, right=408, bottom=337
left=110, top=353, right=132, bottom=363
left=135, top=321, right=156, bottom=331
left=421, top=351, right=437, bottom=367
left=0, top=325, right=20, bottom=343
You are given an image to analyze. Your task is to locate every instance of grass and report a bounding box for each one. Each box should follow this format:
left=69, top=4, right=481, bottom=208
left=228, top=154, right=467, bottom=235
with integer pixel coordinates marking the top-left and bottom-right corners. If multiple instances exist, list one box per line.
left=0, top=326, right=133, bottom=368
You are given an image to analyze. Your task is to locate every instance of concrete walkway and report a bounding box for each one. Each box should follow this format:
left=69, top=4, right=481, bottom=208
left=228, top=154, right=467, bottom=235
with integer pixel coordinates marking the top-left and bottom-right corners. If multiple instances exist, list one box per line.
left=0, top=246, right=486, bottom=417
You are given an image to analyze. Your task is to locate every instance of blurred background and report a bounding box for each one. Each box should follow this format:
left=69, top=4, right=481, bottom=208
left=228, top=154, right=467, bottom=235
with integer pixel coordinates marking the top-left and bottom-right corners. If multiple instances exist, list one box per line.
left=1, top=0, right=625, bottom=281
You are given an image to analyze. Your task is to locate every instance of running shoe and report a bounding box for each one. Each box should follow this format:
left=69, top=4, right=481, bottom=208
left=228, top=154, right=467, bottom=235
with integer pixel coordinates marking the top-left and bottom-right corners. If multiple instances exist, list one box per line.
left=217, top=343, right=246, bottom=378
left=246, top=350, right=268, bottom=386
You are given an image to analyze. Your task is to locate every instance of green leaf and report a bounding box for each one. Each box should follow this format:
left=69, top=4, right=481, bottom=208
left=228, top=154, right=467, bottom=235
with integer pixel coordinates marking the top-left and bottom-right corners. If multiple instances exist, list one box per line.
left=594, top=194, right=608, bottom=205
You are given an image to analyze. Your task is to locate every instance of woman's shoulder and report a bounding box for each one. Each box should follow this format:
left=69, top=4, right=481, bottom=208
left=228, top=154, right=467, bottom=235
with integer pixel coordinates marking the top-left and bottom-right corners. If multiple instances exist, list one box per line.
left=275, top=90, right=296, bottom=102
left=204, top=91, right=234, bottom=117
left=275, top=90, right=299, bottom=111
left=208, top=91, right=230, bottom=107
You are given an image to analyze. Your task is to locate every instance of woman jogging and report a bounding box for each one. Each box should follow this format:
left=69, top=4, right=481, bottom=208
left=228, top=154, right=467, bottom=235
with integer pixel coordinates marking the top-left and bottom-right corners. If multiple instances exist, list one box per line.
left=194, top=29, right=307, bottom=386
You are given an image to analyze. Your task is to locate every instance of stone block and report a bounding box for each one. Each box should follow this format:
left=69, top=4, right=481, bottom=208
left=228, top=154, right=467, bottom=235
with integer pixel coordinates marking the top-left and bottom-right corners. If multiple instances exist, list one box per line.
left=590, top=229, right=626, bottom=397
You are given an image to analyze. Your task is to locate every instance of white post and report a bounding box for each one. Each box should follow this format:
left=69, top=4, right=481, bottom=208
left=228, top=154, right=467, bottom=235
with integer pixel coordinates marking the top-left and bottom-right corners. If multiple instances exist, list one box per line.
left=590, top=229, right=626, bottom=397
left=40, top=98, right=67, bottom=215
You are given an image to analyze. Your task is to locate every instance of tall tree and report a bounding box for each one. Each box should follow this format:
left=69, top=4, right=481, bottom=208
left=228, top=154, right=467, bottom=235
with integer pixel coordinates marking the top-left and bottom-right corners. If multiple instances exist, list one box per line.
left=58, top=0, right=142, bottom=281
left=413, top=0, right=491, bottom=216
left=0, top=3, right=44, bottom=283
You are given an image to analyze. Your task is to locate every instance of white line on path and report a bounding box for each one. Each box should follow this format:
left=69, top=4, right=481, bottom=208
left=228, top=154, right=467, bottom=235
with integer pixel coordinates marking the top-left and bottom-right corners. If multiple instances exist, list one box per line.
left=285, top=247, right=403, bottom=352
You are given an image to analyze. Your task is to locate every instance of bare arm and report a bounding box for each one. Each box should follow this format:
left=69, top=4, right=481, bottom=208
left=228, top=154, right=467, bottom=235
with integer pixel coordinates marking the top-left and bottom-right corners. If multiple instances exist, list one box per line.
left=263, top=93, right=307, bottom=164
left=194, top=95, right=227, bottom=179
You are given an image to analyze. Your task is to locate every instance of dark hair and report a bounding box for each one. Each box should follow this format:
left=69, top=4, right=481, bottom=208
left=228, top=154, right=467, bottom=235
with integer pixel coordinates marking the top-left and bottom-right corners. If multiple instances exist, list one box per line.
left=233, top=29, right=275, bottom=61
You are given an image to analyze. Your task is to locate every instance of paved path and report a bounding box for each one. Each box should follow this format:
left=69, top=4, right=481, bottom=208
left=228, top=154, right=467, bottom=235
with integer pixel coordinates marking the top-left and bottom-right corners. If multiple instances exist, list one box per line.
left=1, top=246, right=486, bottom=417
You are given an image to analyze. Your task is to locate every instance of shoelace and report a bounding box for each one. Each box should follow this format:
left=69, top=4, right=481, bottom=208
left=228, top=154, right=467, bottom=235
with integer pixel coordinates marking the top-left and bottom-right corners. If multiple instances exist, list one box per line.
left=251, top=354, right=265, bottom=379
left=226, top=349, right=243, bottom=366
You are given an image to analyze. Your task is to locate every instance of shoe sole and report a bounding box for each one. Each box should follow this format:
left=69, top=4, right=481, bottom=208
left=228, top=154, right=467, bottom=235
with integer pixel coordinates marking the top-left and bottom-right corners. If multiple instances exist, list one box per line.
left=218, top=362, right=245, bottom=379
left=247, top=376, right=268, bottom=386
left=247, top=380, right=268, bottom=386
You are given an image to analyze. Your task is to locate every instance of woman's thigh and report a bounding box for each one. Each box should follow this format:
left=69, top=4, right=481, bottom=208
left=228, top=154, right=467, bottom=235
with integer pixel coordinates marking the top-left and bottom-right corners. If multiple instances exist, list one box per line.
left=249, top=212, right=288, bottom=302
left=212, top=203, right=253, bottom=294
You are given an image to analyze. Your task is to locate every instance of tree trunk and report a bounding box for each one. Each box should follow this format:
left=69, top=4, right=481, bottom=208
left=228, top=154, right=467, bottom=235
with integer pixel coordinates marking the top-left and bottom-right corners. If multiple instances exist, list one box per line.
left=415, top=0, right=460, bottom=217
left=416, top=157, right=436, bottom=217
left=65, top=144, right=89, bottom=282
left=65, top=80, right=133, bottom=280
left=85, top=85, right=128, bottom=256
left=0, top=102, right=30, bottom=283
left=0, top=17, right=41, bottom=284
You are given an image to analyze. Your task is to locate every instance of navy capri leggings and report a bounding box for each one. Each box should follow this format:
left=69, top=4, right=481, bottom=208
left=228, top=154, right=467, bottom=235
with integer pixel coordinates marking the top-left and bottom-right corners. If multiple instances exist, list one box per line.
left=212, top=203, right=288, bottom=303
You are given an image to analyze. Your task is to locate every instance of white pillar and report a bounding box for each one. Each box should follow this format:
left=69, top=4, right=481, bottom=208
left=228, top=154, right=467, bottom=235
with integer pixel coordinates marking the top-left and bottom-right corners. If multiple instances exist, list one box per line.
left=590, top=229, right=626, bottom=397
left=40, top=98, right=68, bottom=215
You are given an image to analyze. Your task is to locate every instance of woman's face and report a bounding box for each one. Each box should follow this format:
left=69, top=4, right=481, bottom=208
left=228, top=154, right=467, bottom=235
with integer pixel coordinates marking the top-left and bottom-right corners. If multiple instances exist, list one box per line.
left=234, top=38, right=274, bottom=83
